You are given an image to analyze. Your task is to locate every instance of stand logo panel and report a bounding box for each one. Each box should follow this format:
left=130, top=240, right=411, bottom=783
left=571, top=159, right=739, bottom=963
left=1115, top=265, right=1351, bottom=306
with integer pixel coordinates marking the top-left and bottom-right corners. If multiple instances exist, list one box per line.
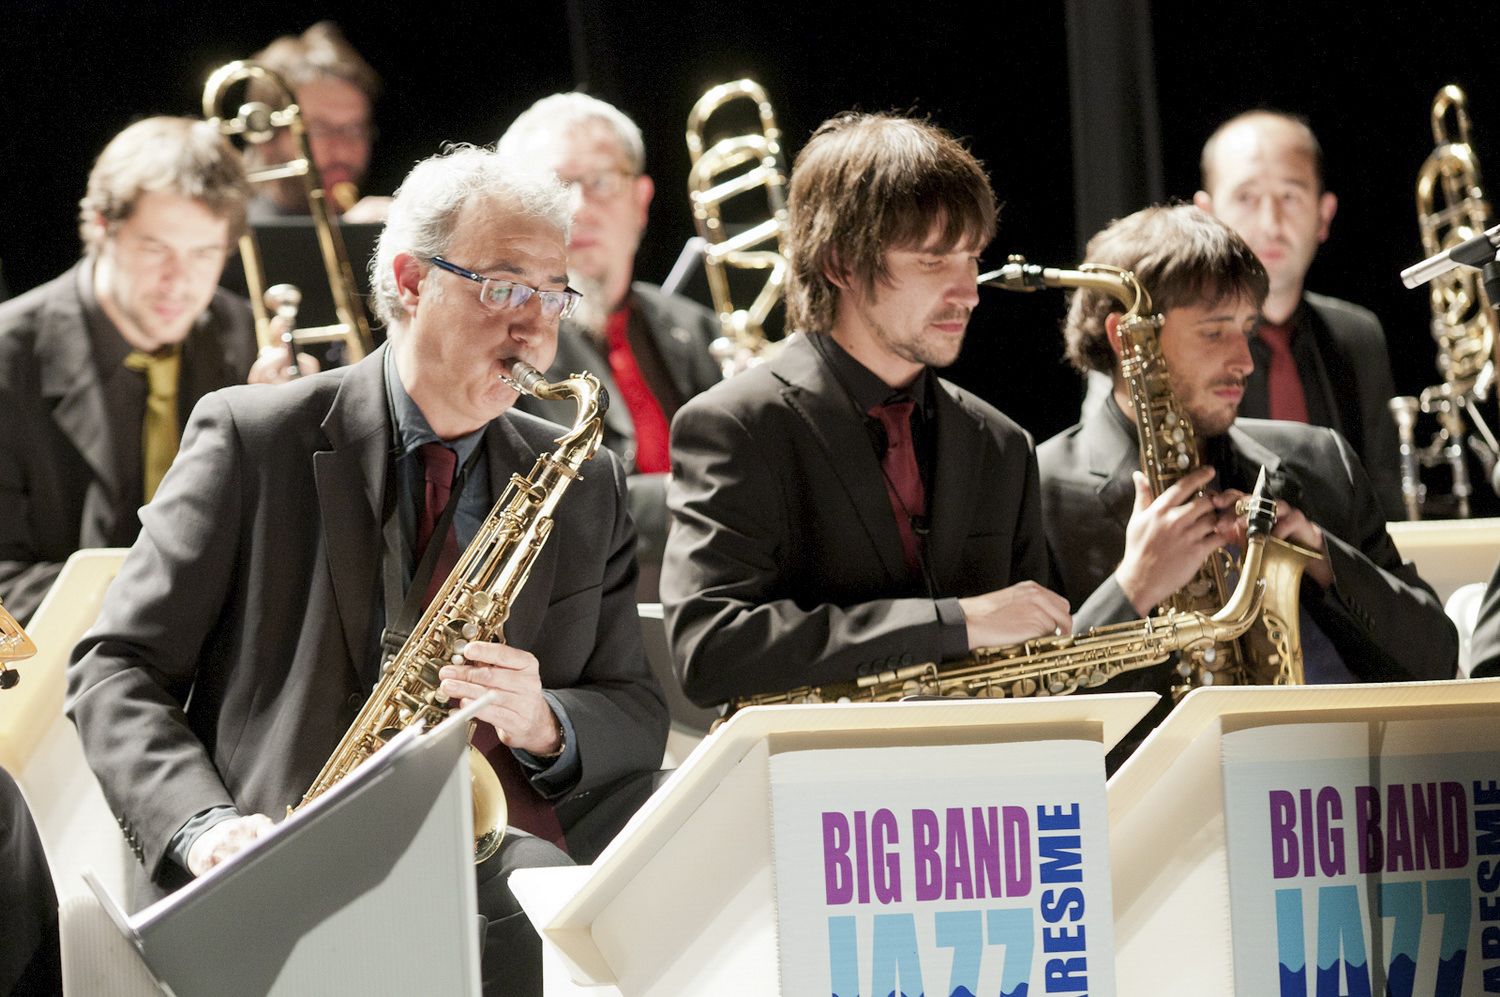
left=769, top=740, right=1114, bottom=997
left=1223, top=718, right=1500, bottom=996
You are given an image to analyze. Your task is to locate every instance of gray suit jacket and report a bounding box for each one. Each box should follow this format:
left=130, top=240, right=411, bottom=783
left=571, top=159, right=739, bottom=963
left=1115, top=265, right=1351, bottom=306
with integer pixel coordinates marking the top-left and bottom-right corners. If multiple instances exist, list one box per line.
left=1241, top=291, right=1403, bottom=521
left=661, top=333, right=1050, bottom=707
left=1037, top=398, right=1457, bottom=695
left=0, top=262, right=254, bottom=621
left=66, top=345, right=666, bottom=899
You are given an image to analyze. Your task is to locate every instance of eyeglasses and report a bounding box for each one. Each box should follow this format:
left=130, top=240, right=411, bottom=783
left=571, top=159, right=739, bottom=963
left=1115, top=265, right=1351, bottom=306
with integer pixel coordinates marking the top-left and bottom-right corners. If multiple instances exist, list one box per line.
left=560, top=170, right=636, bottom=202
left=303, top=119, right=378, bottom=143
left=427, top=257, right=581, bottom=320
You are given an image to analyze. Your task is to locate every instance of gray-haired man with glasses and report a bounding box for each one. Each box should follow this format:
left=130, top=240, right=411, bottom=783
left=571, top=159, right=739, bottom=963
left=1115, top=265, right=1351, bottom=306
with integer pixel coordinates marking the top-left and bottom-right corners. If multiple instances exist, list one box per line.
left=68, top=144, right=667, bottom=997
left=499, top=92, right=722, bottom=598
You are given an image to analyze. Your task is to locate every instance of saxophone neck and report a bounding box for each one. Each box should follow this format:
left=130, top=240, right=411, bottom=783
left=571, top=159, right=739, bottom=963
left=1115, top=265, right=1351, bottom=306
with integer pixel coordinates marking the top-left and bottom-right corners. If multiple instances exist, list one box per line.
left=505, top=364, right=609, bottom=464
left=1204, top=468, right=1277, bottom=637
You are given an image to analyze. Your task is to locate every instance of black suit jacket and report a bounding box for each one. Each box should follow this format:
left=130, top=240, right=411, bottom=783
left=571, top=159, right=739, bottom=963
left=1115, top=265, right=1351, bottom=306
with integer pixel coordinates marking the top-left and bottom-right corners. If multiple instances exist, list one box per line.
left=661, top=333, right=1050, bottom=707
left=66, top=346, right=667, bottom=900
left=1037, top=398, right=1456, bottom=694
left=1242, top=291, right=1403, bottom=520
left=0, top=261, right=255, bottom=621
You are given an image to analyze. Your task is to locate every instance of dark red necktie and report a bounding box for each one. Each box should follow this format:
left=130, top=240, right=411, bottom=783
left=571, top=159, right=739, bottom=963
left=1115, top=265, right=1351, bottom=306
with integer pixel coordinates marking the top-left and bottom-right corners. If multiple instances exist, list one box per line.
left=604, top=306, right=672, bottom=474
left=415, top=442, right=460, bottom=606
left=416, top=442, right=566, bottom=851
left=1258, top=321, right=1310, bottom=423
left=869, top=398, right=926, bottom=576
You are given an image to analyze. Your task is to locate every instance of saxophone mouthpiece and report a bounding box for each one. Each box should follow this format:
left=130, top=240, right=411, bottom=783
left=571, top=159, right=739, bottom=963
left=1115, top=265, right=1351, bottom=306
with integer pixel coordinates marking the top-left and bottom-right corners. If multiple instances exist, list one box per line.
left=1245, top=467, right=1277, bottom=538
left=499, top=360, right=546, bottom=397
left=978, top=255, right=1046, bottom=291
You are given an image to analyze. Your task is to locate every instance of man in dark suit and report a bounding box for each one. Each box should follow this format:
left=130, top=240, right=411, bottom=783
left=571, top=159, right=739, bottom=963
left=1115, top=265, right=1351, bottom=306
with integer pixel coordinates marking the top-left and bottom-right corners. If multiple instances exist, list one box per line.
left=67, top=148, right=667, bottom=997
left=0, top=117, right=259, bottom=623
left=1038, top=205, right=1455, bottom=757
left=498, top=93, right=721, bottom=598
left=660, top=113, right=1071, bottom=708
left=1193, top=110, right=1403, bottom=520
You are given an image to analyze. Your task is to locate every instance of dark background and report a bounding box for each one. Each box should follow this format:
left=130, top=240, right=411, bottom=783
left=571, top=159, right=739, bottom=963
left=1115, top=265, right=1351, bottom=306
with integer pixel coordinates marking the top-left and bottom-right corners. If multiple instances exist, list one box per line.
left=4, top=1, right=1499, bottom=449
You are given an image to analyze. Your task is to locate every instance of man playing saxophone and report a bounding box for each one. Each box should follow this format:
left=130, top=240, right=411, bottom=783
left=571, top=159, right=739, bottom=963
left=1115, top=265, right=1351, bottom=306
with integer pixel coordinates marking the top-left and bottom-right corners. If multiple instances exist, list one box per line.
left=1038, top=205, right=1456, bottom=754
left=660, top=112, right=1071, bottom=708
left=66, top=146, right=667, bottom=997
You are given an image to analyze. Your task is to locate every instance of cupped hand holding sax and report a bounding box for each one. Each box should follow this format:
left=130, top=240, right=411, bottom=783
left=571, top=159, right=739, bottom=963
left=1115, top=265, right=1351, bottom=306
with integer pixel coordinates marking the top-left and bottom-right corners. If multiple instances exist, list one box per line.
left=958, top=580, right=1073, bottom=649
left=440, top=642, right=564, bottom=757
left=1115, top=467, right=1239, bottom=615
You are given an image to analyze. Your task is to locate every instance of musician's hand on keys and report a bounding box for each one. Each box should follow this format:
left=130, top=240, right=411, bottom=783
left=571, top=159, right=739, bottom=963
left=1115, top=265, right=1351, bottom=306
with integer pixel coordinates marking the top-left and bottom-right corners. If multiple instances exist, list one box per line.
left=186, top=813, right=275, bottom=877
left=958, top=580, right=1073, bottom=650
left=440, top=642, right=564, bottom=757
left=1115, top=467, right=1226, bottom=614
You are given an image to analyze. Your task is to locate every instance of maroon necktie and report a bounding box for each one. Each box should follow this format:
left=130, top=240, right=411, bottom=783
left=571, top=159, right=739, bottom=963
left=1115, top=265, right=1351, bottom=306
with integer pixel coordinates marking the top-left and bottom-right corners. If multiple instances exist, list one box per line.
left=415, top=442, right=460, bottom=606
left=1258, top=321, right=1310, bottom=423
left=869, top=398, right=926, bottom=576
left=416, top=442, right=566, bottom=851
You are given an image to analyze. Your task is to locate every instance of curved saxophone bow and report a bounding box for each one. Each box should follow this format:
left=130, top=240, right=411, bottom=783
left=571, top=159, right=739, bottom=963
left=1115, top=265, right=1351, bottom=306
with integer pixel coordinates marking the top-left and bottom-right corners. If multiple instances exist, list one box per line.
left=296, top=362, right=607, bottom=862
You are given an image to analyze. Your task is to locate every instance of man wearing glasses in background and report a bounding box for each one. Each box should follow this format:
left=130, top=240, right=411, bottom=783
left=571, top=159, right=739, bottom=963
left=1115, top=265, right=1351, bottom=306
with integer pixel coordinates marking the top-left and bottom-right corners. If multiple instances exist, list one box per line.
left=498, top=93, right=721, bottom=598
left=68, top=146, right=667, bottom=997
left=245, top=21, right=388, bottom=222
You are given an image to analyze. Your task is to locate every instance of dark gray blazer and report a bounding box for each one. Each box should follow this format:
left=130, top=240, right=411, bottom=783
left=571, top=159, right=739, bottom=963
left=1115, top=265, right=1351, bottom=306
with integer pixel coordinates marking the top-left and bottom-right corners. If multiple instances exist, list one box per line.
left=1241, top=291, right=1403, bottom=521
left=65, top=345, right=667, bottom=900
left=661, top=333, right=1051, bottom=707
left=1037, top=398, right=1457, bottom=692
left=0, top=261, right=255, bottom=621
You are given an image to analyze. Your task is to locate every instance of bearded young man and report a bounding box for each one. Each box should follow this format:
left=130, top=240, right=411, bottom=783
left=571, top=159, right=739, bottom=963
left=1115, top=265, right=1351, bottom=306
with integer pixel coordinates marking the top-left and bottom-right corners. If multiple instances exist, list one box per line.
left=1038, top=205, right=1454, bottom=758
left=661, top=112, right=1071, bottom=708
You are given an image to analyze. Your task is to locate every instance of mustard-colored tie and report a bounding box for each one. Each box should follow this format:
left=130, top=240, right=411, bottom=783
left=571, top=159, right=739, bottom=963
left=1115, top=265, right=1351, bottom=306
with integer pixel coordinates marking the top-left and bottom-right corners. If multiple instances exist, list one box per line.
left=123, top=346, right=181, bottom=502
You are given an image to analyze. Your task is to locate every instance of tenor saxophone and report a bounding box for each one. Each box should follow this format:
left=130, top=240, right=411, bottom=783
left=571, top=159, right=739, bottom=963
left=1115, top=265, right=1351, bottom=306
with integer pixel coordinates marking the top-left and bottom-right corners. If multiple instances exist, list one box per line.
left=983, top=258, right=1320, bottom=693
left=296, top=362, right=607, bottom=863
left=731, top=470, right=1284, bottom=710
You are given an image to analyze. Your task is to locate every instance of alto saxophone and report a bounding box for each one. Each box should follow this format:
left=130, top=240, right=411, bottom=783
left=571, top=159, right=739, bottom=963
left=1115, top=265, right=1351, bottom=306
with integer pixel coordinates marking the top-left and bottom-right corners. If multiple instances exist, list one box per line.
left=731, top=470, right=1284, bottom=710
left=983, top=257, right=1320, bottom=693
left=296, top=362, right=607, bottom=863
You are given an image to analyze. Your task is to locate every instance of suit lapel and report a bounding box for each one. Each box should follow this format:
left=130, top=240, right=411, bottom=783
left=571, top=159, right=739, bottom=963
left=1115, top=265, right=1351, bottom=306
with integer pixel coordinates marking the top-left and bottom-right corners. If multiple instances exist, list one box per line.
left=38, top=265, right=120, bottom=519
left=925, top=383, right=985, bottom=587
left=1081, top=393, right=1141, bottom=526
left=1226, top=424, right=1292, bottom=505
left=774, top=335, right=909, bottom=584
left=315, top=347, right=392, bottom=673
left=632, top=286, right=706, bottom=402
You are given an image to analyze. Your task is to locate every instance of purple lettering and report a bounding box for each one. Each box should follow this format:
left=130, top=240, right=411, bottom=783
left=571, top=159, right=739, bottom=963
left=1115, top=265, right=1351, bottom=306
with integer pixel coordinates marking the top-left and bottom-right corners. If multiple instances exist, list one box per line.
left=913, top=808, right=941, bottom=902
left=872, top=809, right=901, bottom=904
left=1270, top=790, right=1299, bottom=878
left=823, top=812, right=853, bottom=905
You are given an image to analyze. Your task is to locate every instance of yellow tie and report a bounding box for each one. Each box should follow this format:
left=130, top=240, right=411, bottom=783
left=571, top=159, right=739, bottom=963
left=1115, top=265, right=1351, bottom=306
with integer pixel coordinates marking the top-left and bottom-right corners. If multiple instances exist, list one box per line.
left=123, top=346, right=182, bottom=503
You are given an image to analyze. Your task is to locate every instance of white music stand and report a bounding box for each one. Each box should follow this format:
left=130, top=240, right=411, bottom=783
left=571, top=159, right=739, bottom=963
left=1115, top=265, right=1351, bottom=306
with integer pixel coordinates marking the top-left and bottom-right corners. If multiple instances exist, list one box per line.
left=513, top=693, right=1157, bottom=996
left=1108, top=677, right=1500, bottom=994
left=86, top=699, right=489, bottom=997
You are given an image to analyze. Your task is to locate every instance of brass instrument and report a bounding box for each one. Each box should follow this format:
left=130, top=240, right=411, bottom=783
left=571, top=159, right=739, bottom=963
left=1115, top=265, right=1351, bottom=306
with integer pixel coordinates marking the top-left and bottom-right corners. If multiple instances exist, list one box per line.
left=296, top=362, right=608, bottom=863
left=1391, top=84, right=1500, bottom=519
left=0, top=600, right=36, bottom=691
left=685, top=79, right=790, bottom=377
left=982, top=256, right=1319, bottom=692
left=732, top=470, right=1284, bottom=709
left=202, top=60, right=374, bottom=365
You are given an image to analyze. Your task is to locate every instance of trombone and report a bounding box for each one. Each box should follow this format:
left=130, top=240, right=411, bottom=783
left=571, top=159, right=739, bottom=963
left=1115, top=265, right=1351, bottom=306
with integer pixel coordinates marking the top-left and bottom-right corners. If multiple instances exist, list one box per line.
left=684, top=79, right=790, bottom=377
left=202, top=60, right=374, bottom=365
left=1391, top=84, right=1500, bottom=518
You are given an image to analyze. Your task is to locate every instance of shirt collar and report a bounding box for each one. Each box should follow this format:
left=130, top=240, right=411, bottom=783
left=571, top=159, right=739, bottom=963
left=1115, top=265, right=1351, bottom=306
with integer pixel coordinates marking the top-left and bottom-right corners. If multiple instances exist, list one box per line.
left=383, top=346, right=487, bottom=463
left=818, top=334, right=934, bottom=416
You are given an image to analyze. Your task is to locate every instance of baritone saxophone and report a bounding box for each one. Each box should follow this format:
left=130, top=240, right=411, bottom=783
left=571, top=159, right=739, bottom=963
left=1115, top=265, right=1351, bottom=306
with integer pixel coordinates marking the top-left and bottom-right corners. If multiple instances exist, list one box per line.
left=295, top=362, right=607, bottom=863
left=982, top=257, right=1319, bottom=693
left=730, top=470, right=1284, bottom=711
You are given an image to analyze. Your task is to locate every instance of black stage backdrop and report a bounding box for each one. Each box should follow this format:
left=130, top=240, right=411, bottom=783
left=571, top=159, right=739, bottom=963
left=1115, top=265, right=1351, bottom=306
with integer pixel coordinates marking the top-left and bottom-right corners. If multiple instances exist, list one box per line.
left=4, top=1, right=1500, bottom=449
